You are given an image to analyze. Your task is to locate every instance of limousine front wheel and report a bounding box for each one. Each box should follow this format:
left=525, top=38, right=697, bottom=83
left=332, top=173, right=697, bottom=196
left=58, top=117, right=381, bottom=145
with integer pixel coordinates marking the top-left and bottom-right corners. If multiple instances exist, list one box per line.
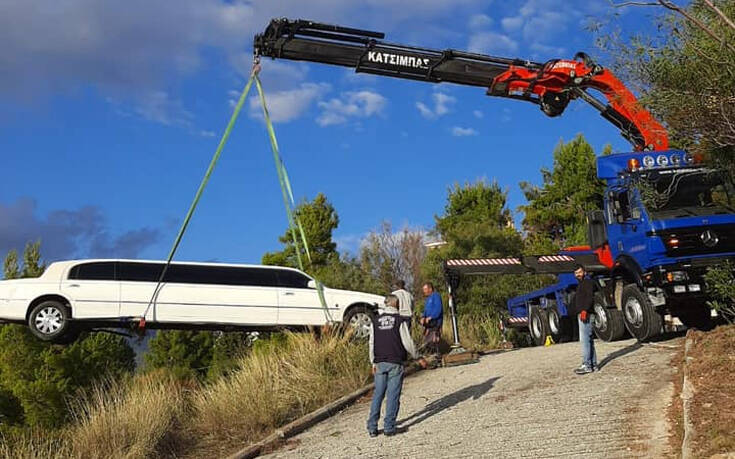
left=28, top=300, right=73, bottom=342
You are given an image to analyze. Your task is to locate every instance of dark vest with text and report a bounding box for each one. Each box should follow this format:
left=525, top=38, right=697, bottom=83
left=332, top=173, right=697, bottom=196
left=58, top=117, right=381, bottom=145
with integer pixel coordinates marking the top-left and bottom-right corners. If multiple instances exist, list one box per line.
left=372, top=312, right=408, bottom=364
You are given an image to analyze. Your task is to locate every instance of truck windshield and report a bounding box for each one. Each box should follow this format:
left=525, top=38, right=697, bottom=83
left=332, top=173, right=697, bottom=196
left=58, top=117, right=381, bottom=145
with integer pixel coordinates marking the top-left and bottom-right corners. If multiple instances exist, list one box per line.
left=637, top=168, right=735, bottom=219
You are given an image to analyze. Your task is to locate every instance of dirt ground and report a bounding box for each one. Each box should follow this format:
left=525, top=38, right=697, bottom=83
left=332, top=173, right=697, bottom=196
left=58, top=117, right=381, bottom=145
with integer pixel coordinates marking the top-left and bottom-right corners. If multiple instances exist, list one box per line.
left=685, top=325, right=735, bottom=458
left=262, top=337, right=682, bottom=459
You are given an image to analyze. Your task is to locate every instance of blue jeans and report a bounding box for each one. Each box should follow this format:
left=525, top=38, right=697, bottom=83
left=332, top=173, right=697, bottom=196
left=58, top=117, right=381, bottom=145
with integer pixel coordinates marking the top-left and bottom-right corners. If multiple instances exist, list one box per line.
left=367, top=362, right=404, bottom=433
left=578, top=314, right=597, bottom=368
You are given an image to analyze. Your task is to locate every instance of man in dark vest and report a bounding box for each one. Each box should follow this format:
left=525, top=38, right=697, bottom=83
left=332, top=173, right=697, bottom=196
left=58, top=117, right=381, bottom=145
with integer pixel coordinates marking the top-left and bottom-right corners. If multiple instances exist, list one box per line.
left=572, top=264, right=598, bottom=375
left=367, top=294, right=420, bottom=437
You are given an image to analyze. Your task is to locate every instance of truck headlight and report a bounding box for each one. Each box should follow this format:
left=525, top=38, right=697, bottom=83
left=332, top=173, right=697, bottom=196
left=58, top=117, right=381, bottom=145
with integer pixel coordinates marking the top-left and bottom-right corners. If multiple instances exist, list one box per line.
left=666, top=271, right=689, bottom=282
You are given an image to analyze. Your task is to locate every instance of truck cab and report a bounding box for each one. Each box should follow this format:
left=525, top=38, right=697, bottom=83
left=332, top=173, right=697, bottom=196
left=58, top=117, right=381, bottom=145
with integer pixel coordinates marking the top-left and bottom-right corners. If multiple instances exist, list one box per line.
left=590, top=151, right=735, bottom=339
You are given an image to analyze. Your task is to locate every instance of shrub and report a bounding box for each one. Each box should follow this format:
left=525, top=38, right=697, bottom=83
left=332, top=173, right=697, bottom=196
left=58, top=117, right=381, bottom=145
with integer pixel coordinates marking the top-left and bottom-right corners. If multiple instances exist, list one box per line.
left=704, top=262, right=735, bottom=323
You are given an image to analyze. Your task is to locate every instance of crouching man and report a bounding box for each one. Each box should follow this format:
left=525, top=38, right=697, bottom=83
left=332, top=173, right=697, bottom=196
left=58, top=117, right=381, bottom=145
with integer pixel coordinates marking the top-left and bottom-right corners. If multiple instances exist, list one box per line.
left=367, top=294, right=420, bottom=437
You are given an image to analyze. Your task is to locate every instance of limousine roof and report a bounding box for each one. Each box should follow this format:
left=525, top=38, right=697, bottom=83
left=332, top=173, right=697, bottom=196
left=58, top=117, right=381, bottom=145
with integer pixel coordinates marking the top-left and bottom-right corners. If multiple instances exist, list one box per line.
left=43, top=259, right=308, bottom=279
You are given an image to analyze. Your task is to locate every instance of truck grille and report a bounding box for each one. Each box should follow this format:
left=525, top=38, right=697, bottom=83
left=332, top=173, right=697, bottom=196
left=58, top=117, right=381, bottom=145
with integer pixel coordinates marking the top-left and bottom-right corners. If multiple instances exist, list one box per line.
left=657, top=223, right=735, bottom=257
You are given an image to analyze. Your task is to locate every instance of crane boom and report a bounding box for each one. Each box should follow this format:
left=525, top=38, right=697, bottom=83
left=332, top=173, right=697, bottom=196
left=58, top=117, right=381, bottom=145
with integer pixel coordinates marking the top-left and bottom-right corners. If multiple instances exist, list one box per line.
left=254, top=18, right=668, bottom=151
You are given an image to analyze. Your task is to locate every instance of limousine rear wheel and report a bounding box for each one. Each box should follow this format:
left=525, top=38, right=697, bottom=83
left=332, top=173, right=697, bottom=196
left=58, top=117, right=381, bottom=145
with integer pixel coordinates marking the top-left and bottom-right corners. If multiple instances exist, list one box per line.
left=343, top=305, right=374, bottom=339
left=28, top=300, right=73, bottom=342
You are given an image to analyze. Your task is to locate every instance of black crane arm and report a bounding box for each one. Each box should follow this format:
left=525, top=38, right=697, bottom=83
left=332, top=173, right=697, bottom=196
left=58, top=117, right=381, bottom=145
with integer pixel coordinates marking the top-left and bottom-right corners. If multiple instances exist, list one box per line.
left=254, top=18, right=669, bottom=151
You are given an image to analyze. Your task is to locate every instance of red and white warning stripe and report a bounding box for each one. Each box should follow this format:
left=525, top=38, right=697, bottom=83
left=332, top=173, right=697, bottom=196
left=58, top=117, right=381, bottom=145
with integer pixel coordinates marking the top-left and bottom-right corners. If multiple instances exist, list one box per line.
left=506, top=317, right=528, bottom=324
left=446, top=258, right=522, bottom=266
left=537, top=255, right=575, bottom=263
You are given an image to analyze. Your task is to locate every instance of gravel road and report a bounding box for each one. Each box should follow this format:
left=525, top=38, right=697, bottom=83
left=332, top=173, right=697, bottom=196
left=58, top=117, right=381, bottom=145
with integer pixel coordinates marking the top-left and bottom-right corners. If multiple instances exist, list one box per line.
left=263, top=337, right=681, bottom=459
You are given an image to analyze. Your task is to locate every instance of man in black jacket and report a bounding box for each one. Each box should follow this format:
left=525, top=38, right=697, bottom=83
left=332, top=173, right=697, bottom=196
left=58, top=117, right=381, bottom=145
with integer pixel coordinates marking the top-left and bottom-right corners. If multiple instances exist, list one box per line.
left=573, top=265, right=598, bottom=375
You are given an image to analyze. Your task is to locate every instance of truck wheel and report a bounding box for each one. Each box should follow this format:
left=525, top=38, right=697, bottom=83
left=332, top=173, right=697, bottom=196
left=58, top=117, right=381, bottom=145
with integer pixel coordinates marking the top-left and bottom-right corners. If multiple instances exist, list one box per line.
left=547, top=305, right=571, bottom=343
left=528, top=307, right=549, bottom=346
left=28, top=300, right=74, bottom=343
left=592, top=294, right=626, bottom=342
left=679, top=307, right=713, bottom=331
left=621, top=285, right=663, bottom=342
left=592, top=292, right=626, bottom=342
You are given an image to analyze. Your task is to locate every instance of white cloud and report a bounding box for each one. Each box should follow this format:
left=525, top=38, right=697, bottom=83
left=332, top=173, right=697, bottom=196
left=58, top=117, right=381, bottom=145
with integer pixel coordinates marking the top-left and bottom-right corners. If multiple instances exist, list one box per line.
left=0, top=0, right=489, bottom=130
left=199, top=130, right=217, bottom=138
left=1, top=0, right=256, bottom=98
left=468, top=14, right=493, bottom=29
left=316, top=90, right=387, bottom=126
left=416, top=91, right=456, bottom=119
left=502, top=108, right=512, bottom=122
left=249, top=83, right=330, bottom=123
left=451, top=126, right=479, bottom=136
left=468, top=32, right=519, bottom=54
left=132, top=91, right=194, bottom=126
left=473, top=110, right=484, bottom=119
left=530, top=42, right=567, bottom=57
left=501, top=16, right=524, bottom=32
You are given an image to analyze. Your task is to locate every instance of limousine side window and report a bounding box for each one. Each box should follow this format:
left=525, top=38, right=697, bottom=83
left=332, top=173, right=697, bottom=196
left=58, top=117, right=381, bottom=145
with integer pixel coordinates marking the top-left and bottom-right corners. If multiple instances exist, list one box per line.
left=118, top=262, right=164, bottom=282
left=68, top=262, right=116, bottom=281
left=276, top=269, right=312, bottom=289
left=117, top=262, right=280, bottom=287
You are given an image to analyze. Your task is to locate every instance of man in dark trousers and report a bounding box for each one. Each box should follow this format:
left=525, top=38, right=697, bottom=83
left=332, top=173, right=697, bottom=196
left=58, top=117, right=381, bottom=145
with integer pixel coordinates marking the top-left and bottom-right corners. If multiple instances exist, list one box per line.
left=573, top=264, right=598, bottom=375
left=419, top=282, right=443, bottom=356
left=367, top=294, right=420, bottom=437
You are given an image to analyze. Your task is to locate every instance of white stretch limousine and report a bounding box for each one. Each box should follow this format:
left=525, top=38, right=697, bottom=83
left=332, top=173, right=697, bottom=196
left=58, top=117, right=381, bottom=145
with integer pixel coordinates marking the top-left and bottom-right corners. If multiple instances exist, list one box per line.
left=0, top=259, right=383, bottom=342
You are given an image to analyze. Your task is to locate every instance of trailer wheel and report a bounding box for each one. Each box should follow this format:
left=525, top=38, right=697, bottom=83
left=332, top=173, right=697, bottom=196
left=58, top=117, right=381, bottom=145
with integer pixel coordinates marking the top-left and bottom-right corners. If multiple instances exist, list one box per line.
left=528, top=307, right=549, bottom=346
left=547, top=305, right=572, bottom=343
left=592, top=293, right=626, bottom=342
left=621, top=285, right=663, bottom=342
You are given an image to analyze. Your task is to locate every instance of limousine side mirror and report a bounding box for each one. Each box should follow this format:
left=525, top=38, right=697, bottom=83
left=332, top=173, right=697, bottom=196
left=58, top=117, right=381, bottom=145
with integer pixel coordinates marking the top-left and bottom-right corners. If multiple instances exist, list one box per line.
left=307, top=280, right=317, bottom=289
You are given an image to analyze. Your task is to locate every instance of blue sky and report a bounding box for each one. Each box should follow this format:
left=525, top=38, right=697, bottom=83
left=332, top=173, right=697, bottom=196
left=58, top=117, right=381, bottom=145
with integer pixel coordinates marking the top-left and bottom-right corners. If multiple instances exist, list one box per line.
left=0, top=0, right=664, bottom=265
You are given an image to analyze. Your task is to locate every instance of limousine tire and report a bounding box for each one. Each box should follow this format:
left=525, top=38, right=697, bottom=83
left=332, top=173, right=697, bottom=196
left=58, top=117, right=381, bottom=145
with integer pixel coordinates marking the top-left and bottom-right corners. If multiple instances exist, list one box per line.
left=343, top=305, right=374, bottom=340
left=28, top=300, right=73, bottom=342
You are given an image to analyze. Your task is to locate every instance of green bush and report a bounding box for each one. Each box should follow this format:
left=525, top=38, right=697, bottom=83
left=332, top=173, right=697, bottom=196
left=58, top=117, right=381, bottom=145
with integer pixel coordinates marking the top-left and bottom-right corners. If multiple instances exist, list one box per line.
left=0, top=326, right=135, bottom=429
left=705, top=262, right=735, bottom=323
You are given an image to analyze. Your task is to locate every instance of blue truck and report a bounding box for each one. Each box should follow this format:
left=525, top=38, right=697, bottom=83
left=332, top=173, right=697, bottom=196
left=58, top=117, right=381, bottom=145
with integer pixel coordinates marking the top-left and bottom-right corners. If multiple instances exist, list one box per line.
left=446, top=150, right=735, bottom=345
left=253, top=19, right=732, bottom=346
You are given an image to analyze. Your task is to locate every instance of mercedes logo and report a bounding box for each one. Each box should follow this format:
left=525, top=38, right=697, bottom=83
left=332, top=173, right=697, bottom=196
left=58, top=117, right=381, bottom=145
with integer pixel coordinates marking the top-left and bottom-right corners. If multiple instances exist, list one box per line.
left=701, top=230, right=720, bottom=248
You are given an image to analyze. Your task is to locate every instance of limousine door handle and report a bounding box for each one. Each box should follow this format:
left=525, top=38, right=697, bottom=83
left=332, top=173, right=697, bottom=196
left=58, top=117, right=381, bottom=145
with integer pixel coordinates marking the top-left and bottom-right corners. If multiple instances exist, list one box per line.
left=282, top=292, right=295, bottom=296
left=67, top=284, right=80, bottom=288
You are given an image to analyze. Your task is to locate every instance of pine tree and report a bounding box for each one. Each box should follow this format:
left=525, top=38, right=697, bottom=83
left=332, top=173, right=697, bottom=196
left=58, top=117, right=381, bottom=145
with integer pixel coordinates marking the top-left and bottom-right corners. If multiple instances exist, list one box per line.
left=3, top=250, right=20, bottom=280
left=262, top=193, right=339, bottom=269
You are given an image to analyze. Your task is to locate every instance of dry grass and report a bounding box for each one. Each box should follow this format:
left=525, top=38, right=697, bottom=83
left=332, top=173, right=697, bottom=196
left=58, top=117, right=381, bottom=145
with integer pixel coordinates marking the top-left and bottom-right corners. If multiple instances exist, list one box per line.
left=452, top=314, right=503, bottom=350
left=1, top=371, right=189, bottom=459
left=0, top=430, right=68, bottom=459
left=67, top=371, right=189, bottom=458
left=1, top=331, right=370, bottom=458
left=686, top=324, right=735, bottom=458
left=409, top=313, right=503, bottom=354
left=188, top=331, right=370, bottom=457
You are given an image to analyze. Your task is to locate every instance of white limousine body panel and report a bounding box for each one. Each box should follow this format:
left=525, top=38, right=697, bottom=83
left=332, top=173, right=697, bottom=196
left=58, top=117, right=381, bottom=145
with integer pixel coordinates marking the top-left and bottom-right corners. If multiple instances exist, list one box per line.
left=0, top=259, right=383, bottom=330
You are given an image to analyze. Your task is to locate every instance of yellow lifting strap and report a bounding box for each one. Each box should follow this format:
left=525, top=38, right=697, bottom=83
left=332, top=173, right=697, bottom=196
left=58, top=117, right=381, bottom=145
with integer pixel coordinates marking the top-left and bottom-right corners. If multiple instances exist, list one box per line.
left=138, top=63, right=333, bottom=327
left=254, top=75, right=334, bottom=324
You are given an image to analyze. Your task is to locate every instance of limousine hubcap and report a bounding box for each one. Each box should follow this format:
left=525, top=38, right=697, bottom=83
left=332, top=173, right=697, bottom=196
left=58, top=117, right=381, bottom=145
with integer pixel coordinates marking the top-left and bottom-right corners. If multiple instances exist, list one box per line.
left=349, top=313, right=372, bottom=338
left=35, top=307, right=63, bottom=334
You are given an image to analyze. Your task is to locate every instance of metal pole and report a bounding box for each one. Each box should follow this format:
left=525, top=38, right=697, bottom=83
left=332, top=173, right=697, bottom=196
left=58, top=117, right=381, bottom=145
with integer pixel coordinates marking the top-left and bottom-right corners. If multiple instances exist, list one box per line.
left=448, top=282, right=461, bottom=348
